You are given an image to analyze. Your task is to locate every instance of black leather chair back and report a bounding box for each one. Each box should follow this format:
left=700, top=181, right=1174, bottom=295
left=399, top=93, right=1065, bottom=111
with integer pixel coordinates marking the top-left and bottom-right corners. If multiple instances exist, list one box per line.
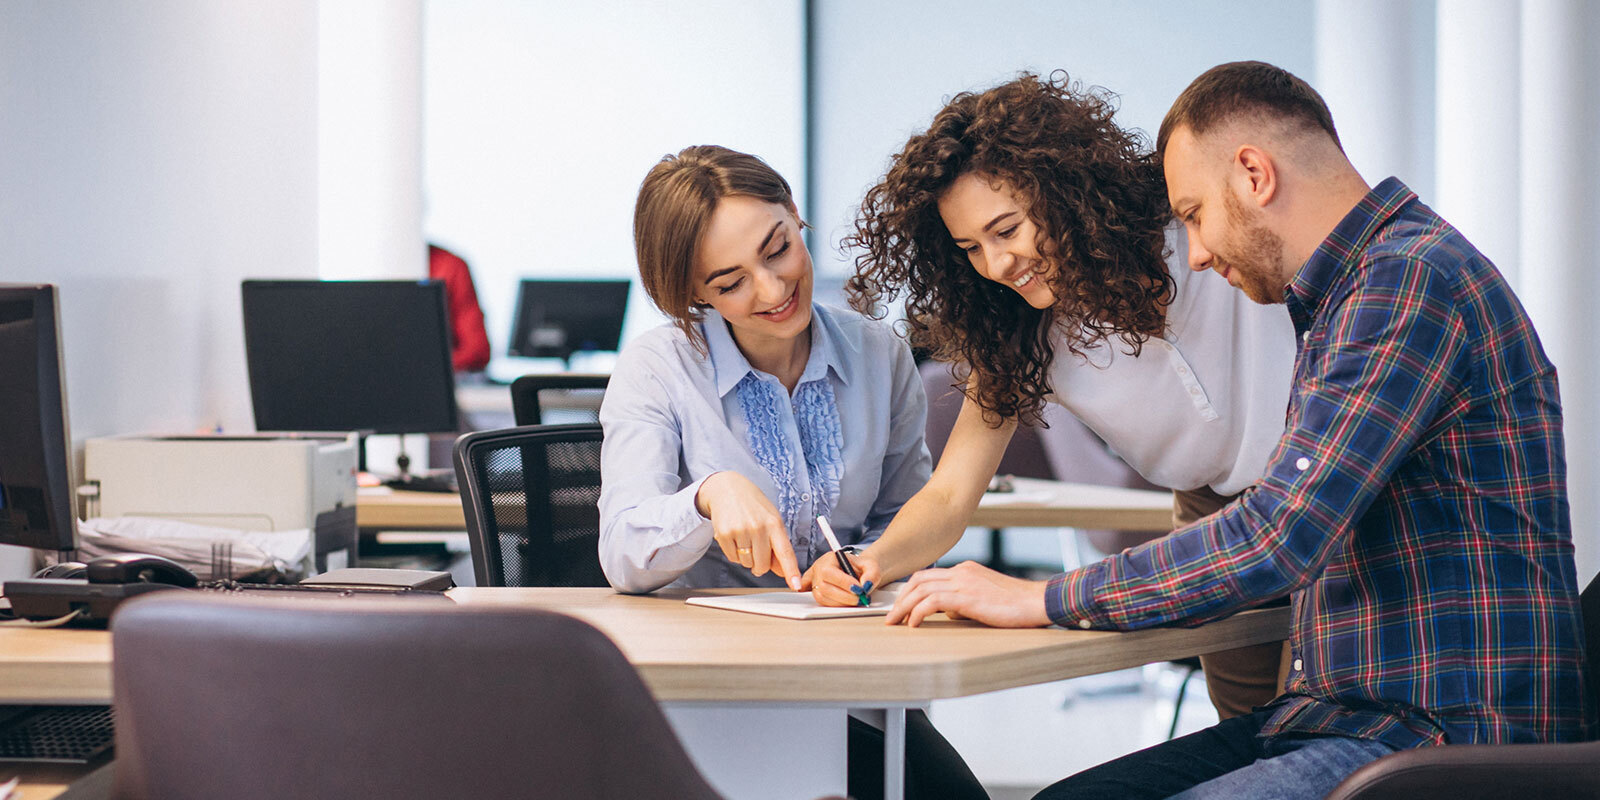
left=111, top=592, right=722, bottom=800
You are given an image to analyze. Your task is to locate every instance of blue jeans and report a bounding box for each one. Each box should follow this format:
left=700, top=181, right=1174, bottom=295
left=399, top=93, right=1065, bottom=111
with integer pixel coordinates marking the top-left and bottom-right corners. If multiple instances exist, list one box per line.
left=1034, top=708, right=1397, bottom=800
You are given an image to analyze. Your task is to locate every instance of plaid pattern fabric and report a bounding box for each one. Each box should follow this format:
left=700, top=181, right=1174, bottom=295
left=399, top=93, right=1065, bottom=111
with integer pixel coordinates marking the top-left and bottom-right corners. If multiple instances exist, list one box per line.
left=1046, top=178, right=1588, bottom=750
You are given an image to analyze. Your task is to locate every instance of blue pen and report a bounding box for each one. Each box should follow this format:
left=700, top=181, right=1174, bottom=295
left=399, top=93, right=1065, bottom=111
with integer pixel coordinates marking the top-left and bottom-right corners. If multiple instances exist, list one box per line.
left=816, top=516, right=869, bottom=607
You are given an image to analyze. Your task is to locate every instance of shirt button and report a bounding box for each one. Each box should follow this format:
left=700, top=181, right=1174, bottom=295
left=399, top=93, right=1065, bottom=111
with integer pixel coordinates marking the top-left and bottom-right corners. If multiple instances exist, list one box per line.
left=1177, top=366, right=1189, bottom=375
left=1188, top=387, right=1201, bottom=395
left=1077, top=619, right=1091, bottom=629
left=1295, top=457, right=1310, bottom=471
left=1293, top=658, right=1303, bottom=671
left=801, top=493, right=810, bottom=501
left=1301, top=331, right=1310, bottom=343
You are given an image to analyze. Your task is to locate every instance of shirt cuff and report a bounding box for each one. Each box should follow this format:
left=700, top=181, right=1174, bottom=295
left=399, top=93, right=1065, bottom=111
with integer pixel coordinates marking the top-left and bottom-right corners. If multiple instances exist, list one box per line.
left=1045, top=560, right=1114, bottom=630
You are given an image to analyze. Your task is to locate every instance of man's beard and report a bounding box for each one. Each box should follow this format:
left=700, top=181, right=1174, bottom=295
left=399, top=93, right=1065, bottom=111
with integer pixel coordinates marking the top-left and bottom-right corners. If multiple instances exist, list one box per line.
left=1217, top=190, right=1288, bottom=304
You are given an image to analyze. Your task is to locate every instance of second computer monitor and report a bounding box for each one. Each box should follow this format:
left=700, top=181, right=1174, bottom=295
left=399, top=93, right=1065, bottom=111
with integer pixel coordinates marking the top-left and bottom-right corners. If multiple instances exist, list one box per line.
left=241, top=280, right=459, bottom=436
left=507, top=279, right=629, bottom=362
left=0, top=284, right=77, bottom=555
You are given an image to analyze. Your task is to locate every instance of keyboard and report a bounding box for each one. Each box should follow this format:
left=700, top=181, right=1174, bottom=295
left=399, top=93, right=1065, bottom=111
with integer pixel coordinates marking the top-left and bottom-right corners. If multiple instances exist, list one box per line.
left=0, top=705, right=115, bottom=764
left=383, top=472, right=458, bottom=493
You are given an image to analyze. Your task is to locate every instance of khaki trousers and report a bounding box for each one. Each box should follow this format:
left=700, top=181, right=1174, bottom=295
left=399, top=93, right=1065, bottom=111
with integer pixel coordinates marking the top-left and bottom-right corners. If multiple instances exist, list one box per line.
left=1172, top=485, right=1292, bottom=720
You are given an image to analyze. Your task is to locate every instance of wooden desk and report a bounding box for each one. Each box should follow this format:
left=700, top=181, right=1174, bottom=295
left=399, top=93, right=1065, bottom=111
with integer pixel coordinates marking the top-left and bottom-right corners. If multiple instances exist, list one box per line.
left=356, top=488, right=465, bottom=531
left=355, top=477, right=1175, bottom=534
left=0, top=589, right=1289, bottom=800
left=969, top=477, right=1172, bottom=532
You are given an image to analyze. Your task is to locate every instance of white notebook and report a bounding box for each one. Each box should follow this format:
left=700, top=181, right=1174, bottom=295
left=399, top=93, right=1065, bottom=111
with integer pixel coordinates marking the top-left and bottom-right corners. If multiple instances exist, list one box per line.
left=686, top=582, right=905, bottom=620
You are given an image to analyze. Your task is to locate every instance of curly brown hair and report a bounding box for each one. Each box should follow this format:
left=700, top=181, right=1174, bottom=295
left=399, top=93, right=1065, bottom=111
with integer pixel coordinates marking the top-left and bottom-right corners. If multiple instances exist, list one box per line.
left=843, top=72, right=1174, bottom=424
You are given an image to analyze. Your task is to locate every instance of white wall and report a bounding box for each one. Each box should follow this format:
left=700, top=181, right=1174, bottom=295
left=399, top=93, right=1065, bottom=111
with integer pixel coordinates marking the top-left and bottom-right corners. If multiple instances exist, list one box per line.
left=0, top=0, right=430, bottom=574
left=808, top=0, right=1316, bottom=278
left=0, top=1, right=321, bottom=439
left=318, top=0, right=427, bottom=280
left=422, top=0, right=807, bottom=367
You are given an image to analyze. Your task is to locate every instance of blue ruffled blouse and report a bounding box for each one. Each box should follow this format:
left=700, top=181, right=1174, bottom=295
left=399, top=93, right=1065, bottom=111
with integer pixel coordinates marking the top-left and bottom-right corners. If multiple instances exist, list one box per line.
left=597, top=303, right=931, bottom=593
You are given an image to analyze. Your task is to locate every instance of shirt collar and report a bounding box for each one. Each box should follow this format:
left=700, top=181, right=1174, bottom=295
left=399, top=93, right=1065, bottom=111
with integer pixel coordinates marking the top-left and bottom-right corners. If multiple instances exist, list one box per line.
left=1285, top=177, right=1417, bottom=332
left=702, top=303, right=853, bottom=398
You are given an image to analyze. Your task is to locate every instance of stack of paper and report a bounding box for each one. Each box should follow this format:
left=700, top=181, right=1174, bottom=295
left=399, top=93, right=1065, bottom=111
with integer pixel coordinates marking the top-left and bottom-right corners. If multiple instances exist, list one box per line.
left=686, top=582, right=906, bottom=620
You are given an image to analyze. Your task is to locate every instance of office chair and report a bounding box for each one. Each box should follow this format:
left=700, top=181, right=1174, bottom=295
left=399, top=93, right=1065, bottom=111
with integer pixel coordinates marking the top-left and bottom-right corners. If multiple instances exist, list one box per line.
left=108, top=592, right=726, bottom=800
left=1323, top=569, right=1600, bottom=800
left=509, top=373, right=610, bottom=426
left=452, top=423, right=609, bottom=587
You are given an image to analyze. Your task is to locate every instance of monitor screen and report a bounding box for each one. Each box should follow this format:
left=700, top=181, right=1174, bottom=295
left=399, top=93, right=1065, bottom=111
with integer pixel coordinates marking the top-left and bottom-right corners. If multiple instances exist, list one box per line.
left=0, top=284, right=77, bottom=553
left=507, top=279, right=630, bottom=360
left=241, top=280, right=459, bottom=436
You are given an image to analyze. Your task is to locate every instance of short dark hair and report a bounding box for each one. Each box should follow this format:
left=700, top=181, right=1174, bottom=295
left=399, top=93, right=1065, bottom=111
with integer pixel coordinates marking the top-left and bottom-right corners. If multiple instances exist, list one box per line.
left=1157, top=61, right=1341, bottom=158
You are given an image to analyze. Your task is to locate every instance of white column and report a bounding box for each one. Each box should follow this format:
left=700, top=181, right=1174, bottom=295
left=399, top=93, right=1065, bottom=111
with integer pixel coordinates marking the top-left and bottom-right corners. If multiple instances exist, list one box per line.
left=1313, top=0, right=1431, bottom=193
left=1518, top=0, right=1600, bottom=581
left=317, top=0, right=425, bottom=280
left=1434, top=0, right=1521, bottom=285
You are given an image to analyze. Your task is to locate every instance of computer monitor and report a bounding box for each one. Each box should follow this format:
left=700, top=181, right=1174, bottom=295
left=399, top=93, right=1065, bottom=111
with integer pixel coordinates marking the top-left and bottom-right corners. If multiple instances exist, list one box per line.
left=507, top=279, right=630, bottom=362
left=0, top=284, right=77, bottom=556
left=241, top=280, right=460, bottom=478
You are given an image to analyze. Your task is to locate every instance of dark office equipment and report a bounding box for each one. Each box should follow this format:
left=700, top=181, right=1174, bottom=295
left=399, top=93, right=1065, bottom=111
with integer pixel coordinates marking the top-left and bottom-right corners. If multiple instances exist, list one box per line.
left=0, top=705, right=115, bottom=765
left=6, top=553, right=198, bottom=624
left=452, top=424, right=607, bottom=587
left=0, top=284, right=77, bottom=557
left=509, top=373, right=610, bottom=426
left=507, top=279, right=629, bottom=363
left=240, top=279, right=460, bottom=483
left=84, top=553, right=199, bottom=587
left=1326, top=569, right=1600, bottom=799
left=110, top=592, right=726, bottom=800
left=297, top=567, right=454, bottom=592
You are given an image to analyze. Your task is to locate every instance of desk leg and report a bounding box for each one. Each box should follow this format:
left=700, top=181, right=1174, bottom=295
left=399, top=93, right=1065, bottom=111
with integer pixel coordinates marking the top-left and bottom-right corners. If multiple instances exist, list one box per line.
left=885, top=706, right=906, bottom=800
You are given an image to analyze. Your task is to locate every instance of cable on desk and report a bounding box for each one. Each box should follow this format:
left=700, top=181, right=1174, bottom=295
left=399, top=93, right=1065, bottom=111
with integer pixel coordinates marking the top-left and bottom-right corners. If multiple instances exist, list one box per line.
left=0, top=609, right=86, bottom=628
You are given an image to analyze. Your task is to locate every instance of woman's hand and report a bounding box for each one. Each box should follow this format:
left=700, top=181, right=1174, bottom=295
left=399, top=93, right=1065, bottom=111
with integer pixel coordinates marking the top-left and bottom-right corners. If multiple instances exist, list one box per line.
left=696, top=471, right=801, bottom=589
left=803, top=548, right=882, bottom=607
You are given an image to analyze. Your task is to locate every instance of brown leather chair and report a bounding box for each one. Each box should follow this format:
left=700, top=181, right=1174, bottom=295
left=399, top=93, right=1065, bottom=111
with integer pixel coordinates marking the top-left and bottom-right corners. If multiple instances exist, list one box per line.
left=109, top=591, right=729, bottom=800
left=1323, top=569, right=1600, bottom=800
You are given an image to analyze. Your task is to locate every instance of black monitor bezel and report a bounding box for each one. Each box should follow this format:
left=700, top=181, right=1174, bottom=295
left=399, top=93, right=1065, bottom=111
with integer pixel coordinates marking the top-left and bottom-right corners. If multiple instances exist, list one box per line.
left=506, top=278, right=630, bottom=360
left=0, top=283, right=77, bottom=553
left=240, top=279, right=460, bottom=436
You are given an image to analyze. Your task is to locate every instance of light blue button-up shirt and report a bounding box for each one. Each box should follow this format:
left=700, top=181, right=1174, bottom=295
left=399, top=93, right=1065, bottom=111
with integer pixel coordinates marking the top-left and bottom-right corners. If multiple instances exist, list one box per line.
left=598, top=303, right=931, bottom=593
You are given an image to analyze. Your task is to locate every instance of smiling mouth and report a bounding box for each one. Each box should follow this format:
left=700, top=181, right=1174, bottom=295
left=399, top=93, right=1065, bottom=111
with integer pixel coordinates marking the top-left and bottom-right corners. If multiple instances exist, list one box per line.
left=1008, top=271, right=1036, bottom=290
left=756, top=289, right=798, bottom=317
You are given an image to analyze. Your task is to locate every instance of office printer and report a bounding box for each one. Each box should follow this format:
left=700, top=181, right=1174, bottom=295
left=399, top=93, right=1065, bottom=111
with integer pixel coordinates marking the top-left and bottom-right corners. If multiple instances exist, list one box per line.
left=83, top=433, right=360, bottom=571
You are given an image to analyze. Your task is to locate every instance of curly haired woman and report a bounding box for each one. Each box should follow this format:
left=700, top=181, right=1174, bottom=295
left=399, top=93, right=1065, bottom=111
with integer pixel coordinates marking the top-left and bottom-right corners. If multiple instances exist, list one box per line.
left=813, top=73, right=1298, bottom=720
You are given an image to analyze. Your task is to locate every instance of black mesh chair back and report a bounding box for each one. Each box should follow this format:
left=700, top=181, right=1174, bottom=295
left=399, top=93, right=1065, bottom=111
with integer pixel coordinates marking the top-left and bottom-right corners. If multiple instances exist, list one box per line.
left=452, top=423, right=608, bottom=587
left=510, top=373, right=610, bottom=425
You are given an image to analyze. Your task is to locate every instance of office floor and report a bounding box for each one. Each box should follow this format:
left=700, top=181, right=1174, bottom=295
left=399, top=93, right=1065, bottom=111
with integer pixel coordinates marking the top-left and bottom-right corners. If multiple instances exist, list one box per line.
left=931, top=665, right=1220, bottom=798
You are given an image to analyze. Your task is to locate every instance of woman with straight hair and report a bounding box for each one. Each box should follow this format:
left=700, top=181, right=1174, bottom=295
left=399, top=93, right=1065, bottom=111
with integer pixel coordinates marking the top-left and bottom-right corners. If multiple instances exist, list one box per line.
left=599, top=145, right=986, bottom=800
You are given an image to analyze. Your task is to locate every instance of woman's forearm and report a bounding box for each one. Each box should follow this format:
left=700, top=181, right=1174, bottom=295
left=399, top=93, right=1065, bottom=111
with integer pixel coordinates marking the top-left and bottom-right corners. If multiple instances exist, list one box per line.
left=864, top=482, right=980, bottom=581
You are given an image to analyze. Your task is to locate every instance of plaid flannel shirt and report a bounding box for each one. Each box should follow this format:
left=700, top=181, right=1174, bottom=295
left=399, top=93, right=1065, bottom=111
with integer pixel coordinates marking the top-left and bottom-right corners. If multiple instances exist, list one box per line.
left=1046, top=178, right=1588, bottom=750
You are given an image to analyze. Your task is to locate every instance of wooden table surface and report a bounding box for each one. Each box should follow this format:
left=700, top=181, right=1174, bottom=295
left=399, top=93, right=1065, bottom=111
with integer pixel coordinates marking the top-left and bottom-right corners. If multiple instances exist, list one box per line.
left=356, top=477, right=1175, bottom=533
left=0, top=588, right=1288, bottom=706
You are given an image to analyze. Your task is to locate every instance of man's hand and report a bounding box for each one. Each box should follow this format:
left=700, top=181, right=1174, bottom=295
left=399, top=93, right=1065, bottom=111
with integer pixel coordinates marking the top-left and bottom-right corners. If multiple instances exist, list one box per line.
left=884, top=561, right=1052, bottom=628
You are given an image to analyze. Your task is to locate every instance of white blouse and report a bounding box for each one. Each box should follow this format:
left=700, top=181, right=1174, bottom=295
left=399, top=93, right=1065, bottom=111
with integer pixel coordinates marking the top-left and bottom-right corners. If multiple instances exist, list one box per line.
left=1045, top=227, right=1297, bottom=496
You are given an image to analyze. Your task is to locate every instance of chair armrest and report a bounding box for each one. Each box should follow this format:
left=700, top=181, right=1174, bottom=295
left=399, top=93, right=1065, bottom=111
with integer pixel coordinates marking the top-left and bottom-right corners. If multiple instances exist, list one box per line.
left=1324, top=740, right=1600, bottom=800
